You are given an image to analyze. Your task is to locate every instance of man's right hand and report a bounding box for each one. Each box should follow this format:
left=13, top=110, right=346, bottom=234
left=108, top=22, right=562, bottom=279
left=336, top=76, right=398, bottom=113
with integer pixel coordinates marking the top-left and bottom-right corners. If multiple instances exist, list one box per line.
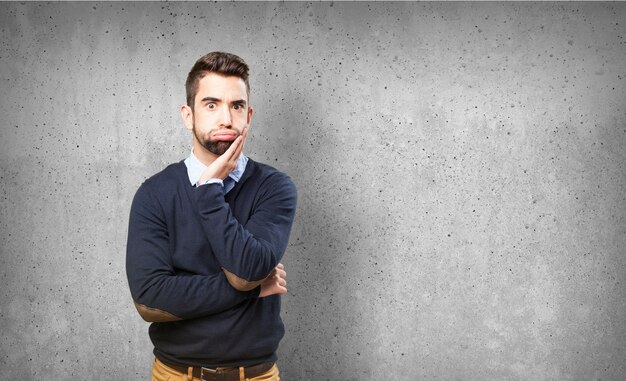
left=198, top=127, right=248, bottom=183
left=259, top=263, right=287, bottom=298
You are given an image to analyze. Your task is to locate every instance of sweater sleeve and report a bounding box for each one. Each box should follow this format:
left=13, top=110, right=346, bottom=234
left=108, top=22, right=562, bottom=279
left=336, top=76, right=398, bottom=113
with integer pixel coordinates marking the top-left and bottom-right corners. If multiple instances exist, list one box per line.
left=194, top=173, right=297, bottom=289
left=126, top=183, right=259, bottom=322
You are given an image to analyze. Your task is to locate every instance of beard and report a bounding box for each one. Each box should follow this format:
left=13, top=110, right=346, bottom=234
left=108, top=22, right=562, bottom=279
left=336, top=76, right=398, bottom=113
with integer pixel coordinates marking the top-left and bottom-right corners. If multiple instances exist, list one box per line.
left=193, top=125, right=240, bottom=156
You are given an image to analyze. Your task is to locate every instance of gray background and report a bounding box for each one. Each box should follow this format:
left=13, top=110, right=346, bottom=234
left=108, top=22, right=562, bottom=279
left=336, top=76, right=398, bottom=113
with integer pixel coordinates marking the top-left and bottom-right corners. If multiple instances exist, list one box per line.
left=1, top=2, right=625, bottom=380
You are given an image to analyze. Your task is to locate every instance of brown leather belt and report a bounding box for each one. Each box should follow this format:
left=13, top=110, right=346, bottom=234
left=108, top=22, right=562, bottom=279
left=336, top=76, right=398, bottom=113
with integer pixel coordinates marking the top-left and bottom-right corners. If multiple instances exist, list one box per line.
left=161, top=360, right=274, bottom=381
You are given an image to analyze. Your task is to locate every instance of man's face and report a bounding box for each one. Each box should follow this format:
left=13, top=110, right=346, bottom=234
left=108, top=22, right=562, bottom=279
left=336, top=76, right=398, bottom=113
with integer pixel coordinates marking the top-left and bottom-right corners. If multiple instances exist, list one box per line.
left=185, top=73, right=252, bottom=156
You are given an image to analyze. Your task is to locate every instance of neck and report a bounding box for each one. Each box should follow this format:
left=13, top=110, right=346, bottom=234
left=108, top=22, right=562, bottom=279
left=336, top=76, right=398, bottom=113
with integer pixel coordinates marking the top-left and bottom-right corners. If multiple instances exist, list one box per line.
left=192, top=139, right=219, bottom=167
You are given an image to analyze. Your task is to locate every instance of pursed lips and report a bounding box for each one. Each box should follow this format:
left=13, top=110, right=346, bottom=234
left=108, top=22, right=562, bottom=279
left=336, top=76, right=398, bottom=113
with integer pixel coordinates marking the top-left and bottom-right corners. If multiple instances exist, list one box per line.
left=212, top=131, right=238, bottom=141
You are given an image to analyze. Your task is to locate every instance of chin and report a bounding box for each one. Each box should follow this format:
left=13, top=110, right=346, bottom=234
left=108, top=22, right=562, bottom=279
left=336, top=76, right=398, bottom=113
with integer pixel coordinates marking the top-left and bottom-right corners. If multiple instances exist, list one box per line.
left=204, top=140, right=232, bottom=156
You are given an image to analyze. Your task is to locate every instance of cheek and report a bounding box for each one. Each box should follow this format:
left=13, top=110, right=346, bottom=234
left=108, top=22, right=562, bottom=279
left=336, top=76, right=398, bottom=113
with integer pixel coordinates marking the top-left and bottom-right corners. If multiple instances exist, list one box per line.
left=233, top=112, right=249, bottom=126
left=195, top=113, right=216, bottom=127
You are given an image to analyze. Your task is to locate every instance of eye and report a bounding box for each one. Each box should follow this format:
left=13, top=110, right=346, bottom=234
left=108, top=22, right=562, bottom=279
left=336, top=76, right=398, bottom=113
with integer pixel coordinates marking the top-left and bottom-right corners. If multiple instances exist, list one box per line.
left=207, top=103, right=216, bottom=109
left=233, top=104, right=242, bottom=110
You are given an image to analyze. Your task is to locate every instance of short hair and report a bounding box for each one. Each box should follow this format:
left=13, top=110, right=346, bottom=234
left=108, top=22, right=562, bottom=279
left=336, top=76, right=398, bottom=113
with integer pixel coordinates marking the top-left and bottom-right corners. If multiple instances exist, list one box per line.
left=185, top=51, right=250, bottom=110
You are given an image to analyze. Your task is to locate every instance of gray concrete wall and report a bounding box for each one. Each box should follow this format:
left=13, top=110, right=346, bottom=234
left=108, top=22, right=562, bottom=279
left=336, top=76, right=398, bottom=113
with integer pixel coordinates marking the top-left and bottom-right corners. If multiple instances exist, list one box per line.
left=1, top=2, right=625, bottom=380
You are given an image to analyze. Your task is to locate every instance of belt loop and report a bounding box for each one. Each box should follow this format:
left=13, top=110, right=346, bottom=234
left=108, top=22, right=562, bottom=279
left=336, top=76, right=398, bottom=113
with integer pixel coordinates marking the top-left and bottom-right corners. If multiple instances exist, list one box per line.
left=239, top=366, right=245, bottom=381
left=187, top=366, right=193, bottom=381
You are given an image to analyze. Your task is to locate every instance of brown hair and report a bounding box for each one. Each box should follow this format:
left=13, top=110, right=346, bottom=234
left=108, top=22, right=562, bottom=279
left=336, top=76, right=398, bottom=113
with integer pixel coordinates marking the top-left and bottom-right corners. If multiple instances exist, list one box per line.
left=185, top=52, right=250, bottom=110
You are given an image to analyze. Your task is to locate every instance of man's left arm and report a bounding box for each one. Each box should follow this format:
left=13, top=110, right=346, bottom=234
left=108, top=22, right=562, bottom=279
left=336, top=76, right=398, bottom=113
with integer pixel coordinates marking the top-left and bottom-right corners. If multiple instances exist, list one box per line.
left=194, top=174, right=297, bottom=291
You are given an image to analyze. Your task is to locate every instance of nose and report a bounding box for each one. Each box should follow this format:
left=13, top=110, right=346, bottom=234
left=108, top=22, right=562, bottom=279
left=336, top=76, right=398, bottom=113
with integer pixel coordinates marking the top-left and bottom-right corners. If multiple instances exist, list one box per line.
left=219, top=105, right=232, bottom=128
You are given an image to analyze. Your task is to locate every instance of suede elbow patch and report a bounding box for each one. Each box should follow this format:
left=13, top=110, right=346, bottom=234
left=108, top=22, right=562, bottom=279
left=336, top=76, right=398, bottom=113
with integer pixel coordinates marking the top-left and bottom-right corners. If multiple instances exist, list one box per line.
left=133, top=301, right=182, bottom=323
left=222, top=268, right=264, bottom=291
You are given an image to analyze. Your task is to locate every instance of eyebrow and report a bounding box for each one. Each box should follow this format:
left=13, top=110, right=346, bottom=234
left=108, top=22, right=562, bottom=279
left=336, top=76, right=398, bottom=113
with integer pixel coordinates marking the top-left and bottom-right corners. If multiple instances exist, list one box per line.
left=200, top=97, right=247, bottom=106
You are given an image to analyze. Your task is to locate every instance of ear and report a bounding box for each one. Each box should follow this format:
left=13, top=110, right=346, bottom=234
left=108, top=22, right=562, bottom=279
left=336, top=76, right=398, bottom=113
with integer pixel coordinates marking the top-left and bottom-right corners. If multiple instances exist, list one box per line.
left=180, top=105, right=193, bottom=131
left=246, top=106, right=254, bottom=126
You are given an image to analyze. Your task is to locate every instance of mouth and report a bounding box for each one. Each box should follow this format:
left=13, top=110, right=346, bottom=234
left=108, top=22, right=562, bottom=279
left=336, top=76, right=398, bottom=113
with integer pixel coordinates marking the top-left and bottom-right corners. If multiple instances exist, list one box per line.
left=212, top=131, right=238, bottom=142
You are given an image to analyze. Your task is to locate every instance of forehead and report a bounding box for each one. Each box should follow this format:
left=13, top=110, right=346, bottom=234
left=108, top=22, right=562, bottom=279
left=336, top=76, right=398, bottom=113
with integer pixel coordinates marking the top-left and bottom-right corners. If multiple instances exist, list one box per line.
left=196, top=73, right=248, bottom=100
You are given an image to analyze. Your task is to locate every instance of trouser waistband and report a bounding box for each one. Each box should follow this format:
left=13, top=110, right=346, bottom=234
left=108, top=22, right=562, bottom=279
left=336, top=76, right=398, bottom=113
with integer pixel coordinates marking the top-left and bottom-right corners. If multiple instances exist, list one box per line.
left=159, top=359, right=274, bottom=381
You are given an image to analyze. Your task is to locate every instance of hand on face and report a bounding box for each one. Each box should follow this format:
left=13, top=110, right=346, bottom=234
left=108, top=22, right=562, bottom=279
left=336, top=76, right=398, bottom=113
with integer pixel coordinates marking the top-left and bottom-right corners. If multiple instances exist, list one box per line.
left=198, top=127, right=247, bottom=182
left=195, top=126, right=243, bottom=156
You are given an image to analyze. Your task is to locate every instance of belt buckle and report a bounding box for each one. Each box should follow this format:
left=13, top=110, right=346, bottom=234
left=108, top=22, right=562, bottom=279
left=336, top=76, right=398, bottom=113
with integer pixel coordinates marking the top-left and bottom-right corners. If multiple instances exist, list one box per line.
left=200, top=366, right=219, bottom=381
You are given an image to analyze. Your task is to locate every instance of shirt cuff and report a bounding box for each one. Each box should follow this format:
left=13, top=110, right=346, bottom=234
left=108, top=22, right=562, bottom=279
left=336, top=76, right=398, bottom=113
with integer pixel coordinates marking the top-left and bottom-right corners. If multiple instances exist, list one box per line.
left=196, top=178, right=223, bottom=187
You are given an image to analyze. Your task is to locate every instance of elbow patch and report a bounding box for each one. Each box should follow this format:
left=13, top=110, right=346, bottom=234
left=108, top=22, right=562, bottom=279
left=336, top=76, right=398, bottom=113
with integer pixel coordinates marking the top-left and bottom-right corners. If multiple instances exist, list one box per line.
left=222, top=268, right=265, bottom=291
left=133, top=301, right=182, bottom=323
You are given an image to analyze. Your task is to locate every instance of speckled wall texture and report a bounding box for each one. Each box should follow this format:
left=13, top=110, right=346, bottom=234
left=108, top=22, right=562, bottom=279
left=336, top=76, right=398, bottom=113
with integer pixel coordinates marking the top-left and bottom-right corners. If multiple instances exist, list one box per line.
left=1, top=2, right=625, bottom=380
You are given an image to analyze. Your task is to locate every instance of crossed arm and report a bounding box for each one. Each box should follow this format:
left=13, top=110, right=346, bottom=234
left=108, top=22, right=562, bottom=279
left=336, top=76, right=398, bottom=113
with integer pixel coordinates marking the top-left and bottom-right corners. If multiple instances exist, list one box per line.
left=126, top=134, right=296, bottom=322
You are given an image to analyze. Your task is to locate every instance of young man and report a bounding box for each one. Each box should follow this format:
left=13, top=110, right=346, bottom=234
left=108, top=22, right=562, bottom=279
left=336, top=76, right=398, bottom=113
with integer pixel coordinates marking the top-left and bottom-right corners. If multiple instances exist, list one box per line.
left=126, top=52, right=297, bottom=381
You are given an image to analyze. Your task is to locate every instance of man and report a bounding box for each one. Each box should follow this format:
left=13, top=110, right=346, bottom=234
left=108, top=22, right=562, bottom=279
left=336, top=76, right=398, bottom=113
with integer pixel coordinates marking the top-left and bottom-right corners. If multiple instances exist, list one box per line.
left=126, top=52, right=297, bottom=381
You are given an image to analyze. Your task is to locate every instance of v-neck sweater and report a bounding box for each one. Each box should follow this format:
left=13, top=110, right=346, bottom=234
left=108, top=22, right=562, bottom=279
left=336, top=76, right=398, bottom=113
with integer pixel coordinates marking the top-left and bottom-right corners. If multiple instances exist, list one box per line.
left=126, top=158, right=297, bottom=367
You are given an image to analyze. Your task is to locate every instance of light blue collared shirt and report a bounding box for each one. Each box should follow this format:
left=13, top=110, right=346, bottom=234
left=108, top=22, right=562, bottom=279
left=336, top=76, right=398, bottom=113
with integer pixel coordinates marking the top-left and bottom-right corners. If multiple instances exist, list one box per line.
left=184, top=150, right=248, bottom=194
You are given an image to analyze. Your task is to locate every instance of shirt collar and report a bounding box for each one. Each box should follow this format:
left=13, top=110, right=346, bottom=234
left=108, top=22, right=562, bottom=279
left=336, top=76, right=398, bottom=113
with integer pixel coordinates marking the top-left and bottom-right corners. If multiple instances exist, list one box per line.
left=184, top=150, right=248, bottom=186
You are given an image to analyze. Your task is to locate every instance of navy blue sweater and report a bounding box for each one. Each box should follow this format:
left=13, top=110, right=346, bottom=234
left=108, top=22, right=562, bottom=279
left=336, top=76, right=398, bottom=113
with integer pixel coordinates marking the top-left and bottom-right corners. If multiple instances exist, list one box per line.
left=126, top=158, right=297, bottom=367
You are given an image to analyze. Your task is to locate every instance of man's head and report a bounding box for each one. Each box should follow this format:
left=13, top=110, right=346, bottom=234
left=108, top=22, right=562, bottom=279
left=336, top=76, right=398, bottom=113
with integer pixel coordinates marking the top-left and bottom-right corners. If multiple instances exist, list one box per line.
left=181, top=52, right=253, bottom=159
left=185, top=51, right=250, bottom=111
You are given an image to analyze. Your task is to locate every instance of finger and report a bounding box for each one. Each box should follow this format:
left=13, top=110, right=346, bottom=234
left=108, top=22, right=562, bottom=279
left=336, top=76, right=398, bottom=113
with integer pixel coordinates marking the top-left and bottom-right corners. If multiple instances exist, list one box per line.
left=275, top=284, right=288, bottom=295
left=277, top=278, right=286, bottom=287
left=231, top=133, right=245, bottom=162
left=237, top=127, right=248, bottom=158
left=241, top=127, right=248, bottom=152
left=276, top=263, right=284, bottom=270
left=276, top=269, right=286, bottom=279
left=221, top=136, right=242, bottom=167
left=232, top=134, right=244, bottom=154
left=221, top=135, right=243, bottom=162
